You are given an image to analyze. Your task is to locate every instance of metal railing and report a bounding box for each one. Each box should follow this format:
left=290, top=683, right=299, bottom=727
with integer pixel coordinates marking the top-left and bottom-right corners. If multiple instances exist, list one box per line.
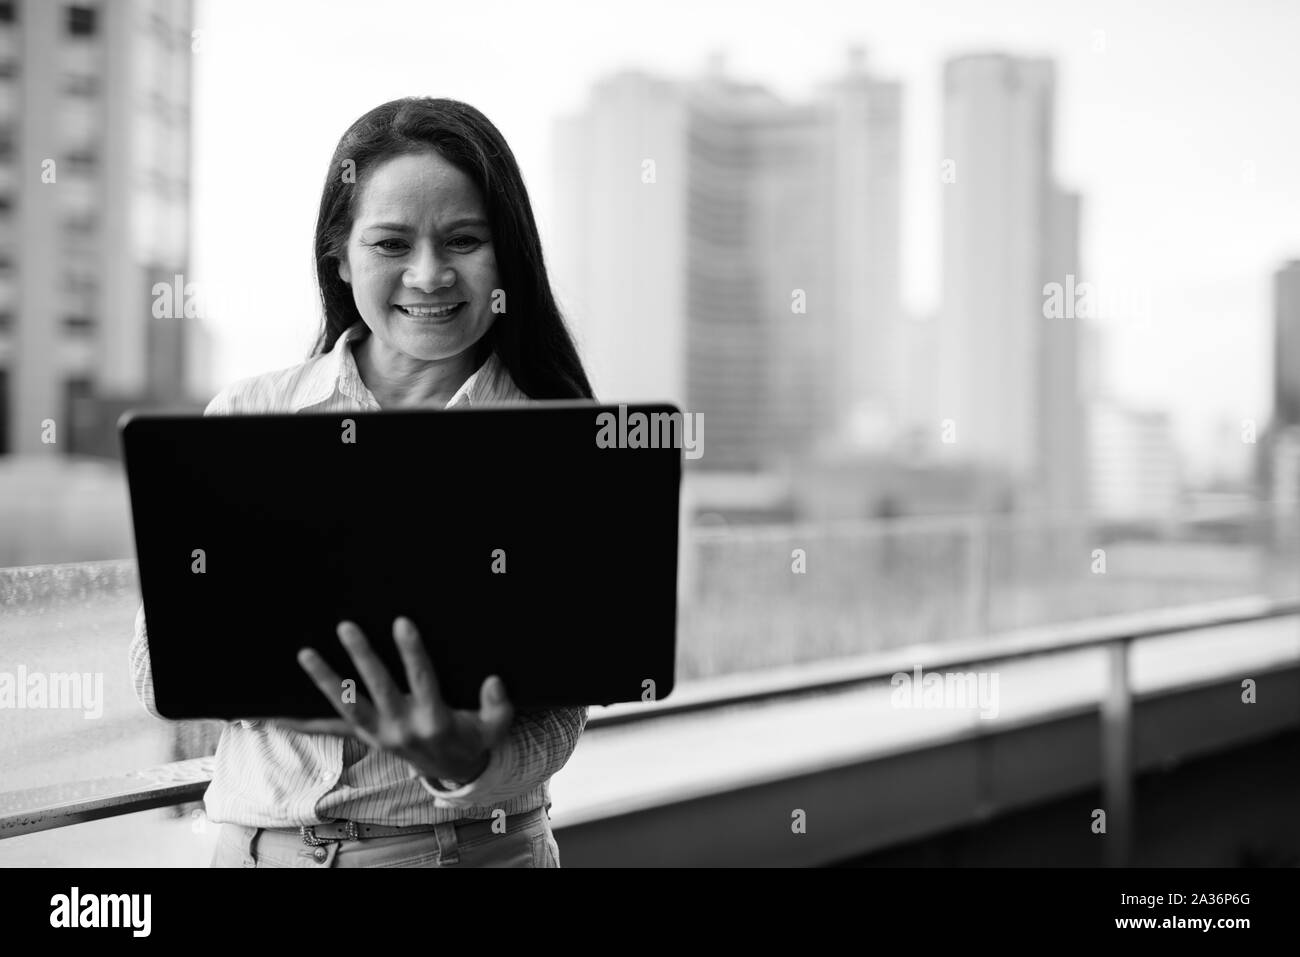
left=3, top=508, right=1297, bottom=860
left=3, top=592, right=1298, bottom=868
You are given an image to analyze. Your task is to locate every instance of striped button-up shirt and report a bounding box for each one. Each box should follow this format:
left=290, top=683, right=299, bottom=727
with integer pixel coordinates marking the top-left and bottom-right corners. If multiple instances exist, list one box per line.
left=128, top=321, right=589, bottom=828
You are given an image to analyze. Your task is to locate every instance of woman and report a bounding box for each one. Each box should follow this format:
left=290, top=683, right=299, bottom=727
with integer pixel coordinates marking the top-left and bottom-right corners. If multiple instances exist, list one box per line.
left=129, top=97, right=596, bottom=867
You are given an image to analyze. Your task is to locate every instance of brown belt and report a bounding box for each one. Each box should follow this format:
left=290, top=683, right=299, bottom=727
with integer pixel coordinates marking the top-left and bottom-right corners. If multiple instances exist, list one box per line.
left=292, top=806, right=545, bottom=846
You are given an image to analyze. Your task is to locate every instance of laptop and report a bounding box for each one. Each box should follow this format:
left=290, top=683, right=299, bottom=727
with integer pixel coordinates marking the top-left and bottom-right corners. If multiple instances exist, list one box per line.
left=119, top=401, right=682, bottom=720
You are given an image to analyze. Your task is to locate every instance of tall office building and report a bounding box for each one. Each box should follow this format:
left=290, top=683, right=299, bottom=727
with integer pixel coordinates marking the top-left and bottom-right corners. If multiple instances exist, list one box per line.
left=551, top=50, right=902, bottom=472
left=550, top=70, right=690, bottom=418
left=1261, top=261, right=1300, bottom=511
left=1270, top=426, right=1300, bottom=516
left=1275, top=260, right=1300, bottom=430
left=938, top=53, right=1086, bottom=511
left=684, top=70, right=822, bottom=470
left=1038, top=186, right=1086, bottom=513
left=818, top=46, right=903, bottom=447
left=3, top=0, right=194, bottom=457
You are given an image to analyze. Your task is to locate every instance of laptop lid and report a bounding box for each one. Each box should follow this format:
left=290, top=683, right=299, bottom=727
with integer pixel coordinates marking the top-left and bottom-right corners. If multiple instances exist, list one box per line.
left=119, top=401, right=682, bottom=719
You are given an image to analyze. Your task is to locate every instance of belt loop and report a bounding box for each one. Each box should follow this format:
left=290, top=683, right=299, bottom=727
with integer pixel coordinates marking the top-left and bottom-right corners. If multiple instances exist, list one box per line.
left=434, top=821, right=460, bottom=865
left=243, top=826, right=259, bottom=867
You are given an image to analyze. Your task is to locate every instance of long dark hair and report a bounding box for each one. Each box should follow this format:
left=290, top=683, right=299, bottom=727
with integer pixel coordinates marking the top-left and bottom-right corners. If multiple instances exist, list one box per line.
left=311, top=97, right=595, bottom=401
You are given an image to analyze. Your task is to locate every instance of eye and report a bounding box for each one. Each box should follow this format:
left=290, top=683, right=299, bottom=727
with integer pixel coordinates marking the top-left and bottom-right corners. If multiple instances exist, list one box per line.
left=450, top=235, right=484, bottom=250
left=374, top=239, right=408, bottom=252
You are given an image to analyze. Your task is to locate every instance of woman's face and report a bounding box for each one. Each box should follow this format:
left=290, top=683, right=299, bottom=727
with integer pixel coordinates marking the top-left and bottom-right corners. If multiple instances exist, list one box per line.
left=338, top=151, right=498, bottom=363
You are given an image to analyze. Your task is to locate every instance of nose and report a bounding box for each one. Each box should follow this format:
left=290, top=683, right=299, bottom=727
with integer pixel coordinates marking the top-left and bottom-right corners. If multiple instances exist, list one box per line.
left=403, top=242, right=455, bottom=293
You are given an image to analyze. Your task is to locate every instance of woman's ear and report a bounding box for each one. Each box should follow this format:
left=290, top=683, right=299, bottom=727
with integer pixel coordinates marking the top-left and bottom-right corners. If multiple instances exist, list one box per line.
left=337, top=257, right=351, bottom=285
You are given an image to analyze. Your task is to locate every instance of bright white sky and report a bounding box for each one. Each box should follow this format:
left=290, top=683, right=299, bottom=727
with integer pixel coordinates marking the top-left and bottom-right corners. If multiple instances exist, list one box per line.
left=191, top=0, right=1300, bottom=475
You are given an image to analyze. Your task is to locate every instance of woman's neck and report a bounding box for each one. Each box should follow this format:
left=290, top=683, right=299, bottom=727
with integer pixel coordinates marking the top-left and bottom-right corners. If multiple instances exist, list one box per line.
left=353, top=332, right=483, bottom=409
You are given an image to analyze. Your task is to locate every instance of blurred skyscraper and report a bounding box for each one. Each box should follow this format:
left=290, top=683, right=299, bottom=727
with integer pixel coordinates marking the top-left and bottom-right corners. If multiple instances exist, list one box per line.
left=3, top=0, right=194, bottom=458
left=1267, top=260, right=1300, bottom=510
left=938, top=53, right=1086, bottom=514
left=1271, top=427, right=1300, bottom=516
left=1274, top=260, right=1300, bottom=431
left=816, top=46, right=903, bottom=451
left=551, top=70, right=688, bottom=431
left=551, top=49, right=902, bottom=473
left=1040, top=187, right=1086, bottom=513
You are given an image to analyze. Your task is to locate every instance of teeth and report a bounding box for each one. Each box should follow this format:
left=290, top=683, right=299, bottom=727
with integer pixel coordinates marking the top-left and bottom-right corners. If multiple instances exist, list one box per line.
left=400, top=303, right=460, bottom=318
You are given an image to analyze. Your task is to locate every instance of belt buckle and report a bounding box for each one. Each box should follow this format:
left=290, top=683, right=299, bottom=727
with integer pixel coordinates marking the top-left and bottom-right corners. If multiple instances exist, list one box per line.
left=299, top=821, right=359, bottom=846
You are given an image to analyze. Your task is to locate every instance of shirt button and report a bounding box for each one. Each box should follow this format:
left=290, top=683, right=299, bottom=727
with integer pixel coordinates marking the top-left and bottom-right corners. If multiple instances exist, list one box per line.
left=312, top=847, right=328, bottom=864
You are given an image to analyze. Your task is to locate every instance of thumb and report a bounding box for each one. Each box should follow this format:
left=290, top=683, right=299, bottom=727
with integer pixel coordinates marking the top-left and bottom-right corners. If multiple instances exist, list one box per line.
left=478, top=675, right=514, bottom=741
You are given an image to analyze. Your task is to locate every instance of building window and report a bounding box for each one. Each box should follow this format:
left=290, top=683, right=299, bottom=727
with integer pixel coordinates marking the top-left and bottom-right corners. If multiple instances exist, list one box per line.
left=62, top=315, right=96, bottom=334
left=0, top=3, right=15, bottom=25
left=64, top=270, right=96, bottom=297
left=62, top=212, right=98, bottom=236
left=0, top=367, right=9, bottom=457
left=149, top=89, right=170, bottom=121
left=64, top=150, right=98, bottom=175
left=0, top=61, right=18, bottom=79
left=63, top=375, right=94, bottom=456
left=63, top=73, right=98, bottom=96
left=148, top=11, right=170, bottom=44
left=67, top=5, right=97, bottom=38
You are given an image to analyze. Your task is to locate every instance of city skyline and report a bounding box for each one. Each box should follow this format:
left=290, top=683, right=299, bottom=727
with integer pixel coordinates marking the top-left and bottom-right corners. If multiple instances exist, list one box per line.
left=186, top=0, right=1298, bottom=484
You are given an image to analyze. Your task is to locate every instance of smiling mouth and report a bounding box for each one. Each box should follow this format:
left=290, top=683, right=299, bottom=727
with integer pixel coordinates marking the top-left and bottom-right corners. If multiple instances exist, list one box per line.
left=395, top=302, right=465, bottom=320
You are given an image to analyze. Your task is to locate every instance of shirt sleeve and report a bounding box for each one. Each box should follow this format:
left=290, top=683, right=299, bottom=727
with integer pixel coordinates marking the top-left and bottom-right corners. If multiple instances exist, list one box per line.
left=414, top=705, right=589, bottom=808
left=127, top=387, right=235, bottom=720
left=128, top=601, right=165, bottom=719
left=203, top=386, right=234, bottom=416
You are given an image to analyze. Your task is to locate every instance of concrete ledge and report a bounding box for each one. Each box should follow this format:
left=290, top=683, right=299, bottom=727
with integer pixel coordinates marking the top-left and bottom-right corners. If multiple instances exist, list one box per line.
left=551, top=664, right=1300, bottom=866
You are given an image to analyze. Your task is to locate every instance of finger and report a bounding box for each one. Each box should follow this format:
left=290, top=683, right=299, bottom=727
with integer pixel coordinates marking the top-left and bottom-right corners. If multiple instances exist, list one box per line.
left=392, top=616, right=445, bottom=716
left=297, top=646, right=380, bottom=729
left=477, top=675, right=514, bottom=747
left=335, top=620, right=405, bottom=719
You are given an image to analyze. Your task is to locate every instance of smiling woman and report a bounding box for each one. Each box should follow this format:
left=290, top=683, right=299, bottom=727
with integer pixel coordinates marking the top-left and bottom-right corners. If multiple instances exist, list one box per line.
left=333, top=151, right=503, bottom=408
left=127, top=97, right=597, bottom=868
left=312, top=97, right=595, bottom=406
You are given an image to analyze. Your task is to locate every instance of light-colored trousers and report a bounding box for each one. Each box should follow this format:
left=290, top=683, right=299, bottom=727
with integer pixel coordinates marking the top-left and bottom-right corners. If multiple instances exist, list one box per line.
left=209, top=806, right=560, bottom=868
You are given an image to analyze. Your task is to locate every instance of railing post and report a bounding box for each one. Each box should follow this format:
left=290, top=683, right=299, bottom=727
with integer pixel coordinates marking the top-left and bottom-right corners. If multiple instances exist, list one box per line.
left=1100, top=637, right=1134, bottom=867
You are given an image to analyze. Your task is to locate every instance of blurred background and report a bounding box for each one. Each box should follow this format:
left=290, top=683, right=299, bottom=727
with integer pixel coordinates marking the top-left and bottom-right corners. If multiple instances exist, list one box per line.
left=0, top=0, right=1297, bottom=867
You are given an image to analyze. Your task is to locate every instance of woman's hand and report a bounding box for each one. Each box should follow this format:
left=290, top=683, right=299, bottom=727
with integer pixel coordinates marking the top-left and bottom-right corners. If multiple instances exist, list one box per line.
left=265, top=617, right=514, bottom=786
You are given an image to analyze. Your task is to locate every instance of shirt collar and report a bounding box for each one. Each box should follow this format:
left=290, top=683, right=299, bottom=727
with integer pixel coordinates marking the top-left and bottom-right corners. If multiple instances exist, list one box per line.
left=290, top=322, right=522, bottom=412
